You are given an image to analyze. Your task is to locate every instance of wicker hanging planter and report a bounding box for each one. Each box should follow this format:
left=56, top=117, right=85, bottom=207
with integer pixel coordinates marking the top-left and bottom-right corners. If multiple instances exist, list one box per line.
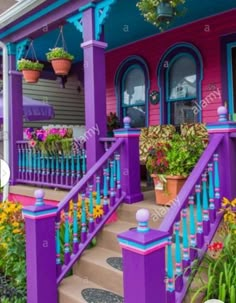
left=46, top=26, right=74, bottom=76
left=17, top=40, right=44, bottom=83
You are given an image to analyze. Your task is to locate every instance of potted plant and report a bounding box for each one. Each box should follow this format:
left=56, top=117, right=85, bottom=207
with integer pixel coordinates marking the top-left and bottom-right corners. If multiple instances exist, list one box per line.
left=146, top=133, right=205, bottom=205
left=46, top=47, right=74, bottom=76
left=107, top=112, right=120, bottom=137
left=136, top=0, right=186, bottom=30
left=17, top=58, right=44, bottom=83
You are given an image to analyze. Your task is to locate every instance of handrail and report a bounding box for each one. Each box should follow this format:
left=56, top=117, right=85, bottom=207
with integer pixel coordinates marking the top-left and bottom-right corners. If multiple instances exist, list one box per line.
left=57, top=137, right=124, bottom=212
left=159, top=133, right=224, bottom=233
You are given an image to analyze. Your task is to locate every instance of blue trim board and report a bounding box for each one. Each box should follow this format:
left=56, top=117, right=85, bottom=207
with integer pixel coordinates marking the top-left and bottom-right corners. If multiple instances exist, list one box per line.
left=118, top=237, right=169, bottom=250
left=0, top=0, right=70, bottom=40
left=23, top=208, right=57, bottom=217
left=227, top=42, right=236, bottom=115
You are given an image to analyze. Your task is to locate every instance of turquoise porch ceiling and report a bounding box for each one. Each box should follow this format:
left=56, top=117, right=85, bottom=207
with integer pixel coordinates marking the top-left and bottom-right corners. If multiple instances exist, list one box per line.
left=32, top=0, right=236, bottom=62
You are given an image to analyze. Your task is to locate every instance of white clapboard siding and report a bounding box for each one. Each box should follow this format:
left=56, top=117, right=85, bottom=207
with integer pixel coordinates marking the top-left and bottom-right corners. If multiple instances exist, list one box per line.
left=23, top=76, right=85, bottom=128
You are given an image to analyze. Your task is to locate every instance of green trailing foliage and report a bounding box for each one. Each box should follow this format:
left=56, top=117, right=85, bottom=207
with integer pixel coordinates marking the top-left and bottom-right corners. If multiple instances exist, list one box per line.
left=46, top=47, right=74, bottom=61
left=17, top=58, right=44, bottom=71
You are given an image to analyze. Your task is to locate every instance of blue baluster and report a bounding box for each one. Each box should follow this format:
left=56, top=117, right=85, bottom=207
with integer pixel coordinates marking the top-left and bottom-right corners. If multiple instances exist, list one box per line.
left=167, top=236, right=175, bottom=303
left=56, top=220, right=61, bottom=275
left=82, top=149, right=86, bottom=176
left=33, top=150, right=37, bottom=181
left=60, top=155, right=65, bottom=185
left=71, top=154, right=75, bottom=185
left=56, top=156, right=59, bottom=185
left=66, top=155, right=69, bottom=186
left=103, top=168, right=109, bottom=214
left=46, top=156, right=50, bottom=183
left=96, top=176, right=101, bottom=206
left=25, top=145, right=29, bottom=179
left=189, top=195, right=197, bottom=261
left=22, top=144, right=25, bottom=179
left=76, top=153, right=81, bottom=181
left=37, top=150, right=41, bottom=182
left=195, top=184, right=204, bottom=248
left=202, top=171, right=210, bottom=235
left=29, top=147, right=32, bottom=180
left=182, top=209, right=190, bottom=275
left=51, top=155, right=55, bottom=184
left=72, top=197, right=79, bottom=254
left=208, top=163, right=216, bottom=223
left=174, top=221, right=183, bottom=291
left=88, top=185, right=95, bottom=233
left=115, top=154, right=121, bottom=198
left=18, top=144, right=22, bottom=179
left=113, top=153, right=117, bottom=184
left=81, top=193, right=87, bottom=243
left=42, top=154, right=46, bottom=182
left=64, top=207, right=70, bottom=265
left=213, top=154, right=220, bottom=210
left=109, top=160, right=116, bottom=207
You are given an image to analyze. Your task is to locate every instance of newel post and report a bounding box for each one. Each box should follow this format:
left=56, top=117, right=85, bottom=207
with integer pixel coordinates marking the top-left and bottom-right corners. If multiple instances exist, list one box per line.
left=22, top=190, right=58, bottom=303
left=207, top=106, right=236, bottom=199
left=114, top=117, right=143, bottom=203
left=117, top=209, right=169, bottom=303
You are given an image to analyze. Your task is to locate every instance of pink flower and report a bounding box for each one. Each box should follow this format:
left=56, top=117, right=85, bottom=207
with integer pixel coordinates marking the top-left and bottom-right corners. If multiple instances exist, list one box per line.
left=49, top=128, right=59, bottom=135
left=29, top=140, right=37, bottom=148
left=27, top=133, right=32, bottom=140
left=58, top=128, right=67, bottom=138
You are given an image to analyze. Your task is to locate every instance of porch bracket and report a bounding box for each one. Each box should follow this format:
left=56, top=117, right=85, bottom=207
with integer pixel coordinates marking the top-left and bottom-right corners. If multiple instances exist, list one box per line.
left=94, top=0, right=116, bottom=40
left=6, top=42, right=16, bottom=56
left=67, top=11, right=83, bottom=37
left=15, top=38, right=31, bottom=62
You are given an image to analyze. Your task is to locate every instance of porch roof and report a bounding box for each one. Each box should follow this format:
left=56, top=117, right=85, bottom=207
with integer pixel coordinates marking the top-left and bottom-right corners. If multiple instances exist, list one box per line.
left=0, top=0, right=235, bottom=63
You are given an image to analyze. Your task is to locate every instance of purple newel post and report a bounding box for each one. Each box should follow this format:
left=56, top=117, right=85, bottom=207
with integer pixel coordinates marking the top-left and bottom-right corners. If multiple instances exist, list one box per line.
left=81, top=7, right=107, bottom=170
left=207, top=106, right=236, bottom=200
left=117, top=209, right=169, bottom=303
left=114, top=117, right=144, bottom=203
left=8, top=45, right=23, bottom=184
left=23, top=190, right=58, bottom=303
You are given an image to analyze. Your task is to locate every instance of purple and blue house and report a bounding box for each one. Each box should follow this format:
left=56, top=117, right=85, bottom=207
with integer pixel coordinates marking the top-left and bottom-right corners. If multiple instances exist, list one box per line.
left=0, top=0, right=236, bottom=302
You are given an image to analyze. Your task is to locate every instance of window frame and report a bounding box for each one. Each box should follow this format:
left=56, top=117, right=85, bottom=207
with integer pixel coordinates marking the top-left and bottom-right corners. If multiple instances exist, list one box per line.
left=115, top=56, right=150, bottom=128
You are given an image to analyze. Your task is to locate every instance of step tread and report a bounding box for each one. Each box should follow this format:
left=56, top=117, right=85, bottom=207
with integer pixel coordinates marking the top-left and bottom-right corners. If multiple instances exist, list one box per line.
left=59, top=275, right=115, bottom=303
left=78, top=246, right=122, bottom=273
left=102, top=220, right=136, bottom=234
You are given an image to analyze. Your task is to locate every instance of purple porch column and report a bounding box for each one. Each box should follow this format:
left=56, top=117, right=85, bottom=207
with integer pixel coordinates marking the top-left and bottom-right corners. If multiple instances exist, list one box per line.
left=207, top=106, right=236, bottom=200
left=114, top=117, right=144, bottom=203
left=22, top=190, right=58, bottom=303
left=8, top=43, right=23, bottom=184
left=117, top=209, right=169, bottom=303
left=81, top=7, right=107, bottom=170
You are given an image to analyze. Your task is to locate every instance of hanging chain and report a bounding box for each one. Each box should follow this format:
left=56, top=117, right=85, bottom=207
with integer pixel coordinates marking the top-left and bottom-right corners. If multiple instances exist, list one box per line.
left=54, top=25, right=68, bottom=51
left=25, top=40, right=38, bottom=61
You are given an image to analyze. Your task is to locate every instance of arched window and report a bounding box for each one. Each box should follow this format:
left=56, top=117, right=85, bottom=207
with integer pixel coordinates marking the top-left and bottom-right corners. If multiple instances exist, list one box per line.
left=115, top=57, right=149, bottom=128
left=158, top=43, right=203, bottom=125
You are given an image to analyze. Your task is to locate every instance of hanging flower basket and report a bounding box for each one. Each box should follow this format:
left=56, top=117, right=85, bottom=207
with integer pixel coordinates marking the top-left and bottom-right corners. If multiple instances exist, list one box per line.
left=17, top=59, right=44, bottom=83
left=137, top=0, right=186, bottom=30
left=157, top=2, right=173, bottom=22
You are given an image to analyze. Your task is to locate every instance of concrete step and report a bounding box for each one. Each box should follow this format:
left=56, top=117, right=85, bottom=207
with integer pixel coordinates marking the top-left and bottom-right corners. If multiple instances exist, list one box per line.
left=59, top=275, right=123, bottom=303
left=73, top=247, right=123, bottom=296
left=96, top=220, right=135, bottom=253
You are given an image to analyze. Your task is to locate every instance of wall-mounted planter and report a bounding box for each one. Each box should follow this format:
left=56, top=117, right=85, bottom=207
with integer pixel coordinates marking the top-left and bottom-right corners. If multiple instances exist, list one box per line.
left=22, top=70, right=41, bottom=83
left=51, top=58, right=72, bottom=76
left=157, top=2, right=173, bottom=21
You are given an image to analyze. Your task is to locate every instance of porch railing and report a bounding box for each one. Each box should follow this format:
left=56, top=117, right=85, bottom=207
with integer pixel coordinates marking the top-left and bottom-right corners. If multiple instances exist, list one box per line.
left=22, top=117, right=143, bottom=303
left=16, top=140, right=86, bottom=189
left=118, top=115, right=234, bottom=303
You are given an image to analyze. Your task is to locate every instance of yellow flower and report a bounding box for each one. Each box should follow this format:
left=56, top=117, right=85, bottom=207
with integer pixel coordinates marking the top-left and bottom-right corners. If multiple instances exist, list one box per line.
left=222, top=197, right=230, bottom=207
left=12, top=229, right=22, bottom=234
left=12, top=222, right=19, bottom=228
left=93, top=205, right=104, bottom=219
left=231, top=198, right=236, bottom=207
left=1, top=243, right=7, bottom=249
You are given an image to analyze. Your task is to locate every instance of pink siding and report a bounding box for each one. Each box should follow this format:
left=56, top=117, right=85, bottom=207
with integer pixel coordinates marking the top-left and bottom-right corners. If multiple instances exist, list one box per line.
left=106, top=9, right=236, bottom=124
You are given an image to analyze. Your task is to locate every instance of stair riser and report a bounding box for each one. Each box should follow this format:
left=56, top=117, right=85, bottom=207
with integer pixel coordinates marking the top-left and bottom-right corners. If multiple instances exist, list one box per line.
left=96, top=230, right=122, bottom=253
left=74, top=260, right=123, bottom=296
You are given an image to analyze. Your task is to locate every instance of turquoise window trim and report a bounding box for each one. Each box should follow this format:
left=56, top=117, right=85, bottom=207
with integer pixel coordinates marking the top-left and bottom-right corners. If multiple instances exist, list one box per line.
left=227, top=41, right=236, bottom=115
left=157, top=42, right=203, bottom=124
left=0, top=0, right=70, bottom=40
left=115, top=56, right=150, bottom=127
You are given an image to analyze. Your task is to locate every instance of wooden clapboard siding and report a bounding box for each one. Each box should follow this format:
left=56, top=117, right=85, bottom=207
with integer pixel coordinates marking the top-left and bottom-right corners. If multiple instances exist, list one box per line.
left=23, top=76, right=85, bottom=127
left=106, top=9, right=236, bottom=125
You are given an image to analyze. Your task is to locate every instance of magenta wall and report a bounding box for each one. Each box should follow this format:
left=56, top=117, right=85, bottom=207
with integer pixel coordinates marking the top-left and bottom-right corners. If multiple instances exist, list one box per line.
left=106, top=10, right=236, bottom=125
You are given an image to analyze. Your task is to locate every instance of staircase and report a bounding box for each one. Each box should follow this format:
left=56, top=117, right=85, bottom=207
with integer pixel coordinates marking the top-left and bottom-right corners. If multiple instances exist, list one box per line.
left=58, top=191, right=164, bottom=303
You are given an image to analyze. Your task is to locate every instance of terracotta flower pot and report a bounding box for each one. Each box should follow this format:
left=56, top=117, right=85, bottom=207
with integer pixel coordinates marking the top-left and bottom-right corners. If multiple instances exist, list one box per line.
left=22, top=70, right=41, bottom=83
left=51, top=59, right=72, bottom=75
left=151, top=174, right=187, bottom=206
